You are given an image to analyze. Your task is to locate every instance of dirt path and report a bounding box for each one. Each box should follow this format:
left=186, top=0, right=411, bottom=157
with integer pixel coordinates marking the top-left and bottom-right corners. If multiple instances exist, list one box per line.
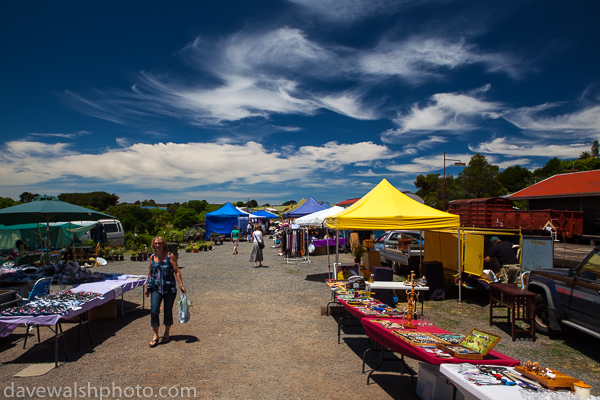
left=1, top=240, right=598, bottom=399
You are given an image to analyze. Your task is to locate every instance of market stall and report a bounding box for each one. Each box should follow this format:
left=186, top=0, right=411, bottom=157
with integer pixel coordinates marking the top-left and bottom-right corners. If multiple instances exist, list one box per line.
left=0, top=276, right=146, bottom=366
left=0, top=197, right=115, bottom=265
left=205, top=202, right=250, bottom=239
left=282, top=196, right=327, bottom=218
left=361, top=317, right=519, bottom=384
left=325, top=179, right=464, bottom=298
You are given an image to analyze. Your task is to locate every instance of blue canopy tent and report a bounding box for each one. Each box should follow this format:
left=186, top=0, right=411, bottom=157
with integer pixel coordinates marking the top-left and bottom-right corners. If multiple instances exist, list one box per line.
left=205, top=203, right=247, bottom=239
left=252, top=210, right=278, bottom=219
left=282, top=197, right=328, bottom=218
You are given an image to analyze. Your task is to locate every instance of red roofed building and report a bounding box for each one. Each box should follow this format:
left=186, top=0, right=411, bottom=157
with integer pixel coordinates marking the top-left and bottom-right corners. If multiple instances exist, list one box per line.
left=508, top=170, right=600, bottom=236
left=336, top=198, right=361, bottom=208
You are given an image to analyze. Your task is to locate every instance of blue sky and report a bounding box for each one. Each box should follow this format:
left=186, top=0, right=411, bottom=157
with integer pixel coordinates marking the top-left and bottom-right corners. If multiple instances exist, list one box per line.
left=1, top=1, right=599, bottom=205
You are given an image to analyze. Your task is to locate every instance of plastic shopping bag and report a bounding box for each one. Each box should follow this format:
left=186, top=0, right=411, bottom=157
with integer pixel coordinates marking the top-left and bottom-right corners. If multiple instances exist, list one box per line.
left=178, top=293, right=191, bottom=324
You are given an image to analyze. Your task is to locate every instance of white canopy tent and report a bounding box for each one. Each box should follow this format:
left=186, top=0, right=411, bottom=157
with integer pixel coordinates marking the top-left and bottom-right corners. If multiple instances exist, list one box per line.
left=294, top=206, right=344, bottom=227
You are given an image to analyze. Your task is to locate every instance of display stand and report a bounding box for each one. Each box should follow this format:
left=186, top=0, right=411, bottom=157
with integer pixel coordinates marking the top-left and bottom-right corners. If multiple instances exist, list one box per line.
left=282, top=227, right=310, bottom=264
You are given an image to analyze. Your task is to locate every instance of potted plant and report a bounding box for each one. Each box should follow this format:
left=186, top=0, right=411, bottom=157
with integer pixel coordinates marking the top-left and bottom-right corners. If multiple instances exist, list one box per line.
left=208, top=244, right=213, bottom=250
left=351, top=244, right=365, bottom=264
left=185, top=245, right=193, bottom=253
left=193, top=245, right=199, bottom=253
left=203, top=243, right=208, bottom=251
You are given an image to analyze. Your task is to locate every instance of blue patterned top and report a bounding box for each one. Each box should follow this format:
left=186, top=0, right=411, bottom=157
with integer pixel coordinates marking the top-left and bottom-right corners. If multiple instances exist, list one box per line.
left=148, top=253, right=177, bottom=294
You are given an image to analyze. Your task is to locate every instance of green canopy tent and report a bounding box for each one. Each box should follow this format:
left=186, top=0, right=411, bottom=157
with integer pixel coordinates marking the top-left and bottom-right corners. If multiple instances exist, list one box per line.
left=0, top=222, right=98, bottom=251
left=0, top=197, right=115, bottom=263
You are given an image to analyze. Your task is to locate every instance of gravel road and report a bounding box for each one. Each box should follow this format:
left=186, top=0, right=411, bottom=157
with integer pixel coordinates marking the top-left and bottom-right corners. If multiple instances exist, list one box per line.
left=0, top=239, right=598, bottom=399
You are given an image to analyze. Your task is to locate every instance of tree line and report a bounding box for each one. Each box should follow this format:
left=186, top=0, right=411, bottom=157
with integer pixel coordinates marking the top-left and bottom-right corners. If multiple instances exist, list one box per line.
left=415, top=140, right=600, bottom=210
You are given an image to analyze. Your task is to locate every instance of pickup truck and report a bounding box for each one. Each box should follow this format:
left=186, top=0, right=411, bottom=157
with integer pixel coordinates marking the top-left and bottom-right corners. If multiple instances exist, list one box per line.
left=373, top=230, right=424, bottom=274
left=526, top=245, right=600, bottom=339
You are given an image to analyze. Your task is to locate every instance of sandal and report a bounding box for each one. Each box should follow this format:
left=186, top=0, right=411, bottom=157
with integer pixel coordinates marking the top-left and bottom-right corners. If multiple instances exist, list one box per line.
left=149, top=339, right=159, bottom=348
left=161, top=337, right=170, bottom=344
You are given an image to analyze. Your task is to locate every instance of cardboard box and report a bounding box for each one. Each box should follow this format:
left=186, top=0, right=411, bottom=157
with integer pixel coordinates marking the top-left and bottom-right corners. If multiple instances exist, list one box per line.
left=363, top=251, right=381, bottom=270
left=87, top=298, right=117, bottom=321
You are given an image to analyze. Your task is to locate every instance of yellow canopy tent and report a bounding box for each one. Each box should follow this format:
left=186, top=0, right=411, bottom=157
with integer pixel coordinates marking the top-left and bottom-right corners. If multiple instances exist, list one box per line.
left=325, top=179, right=459, bottom=230
left=326, top=179, right=467, bottom=301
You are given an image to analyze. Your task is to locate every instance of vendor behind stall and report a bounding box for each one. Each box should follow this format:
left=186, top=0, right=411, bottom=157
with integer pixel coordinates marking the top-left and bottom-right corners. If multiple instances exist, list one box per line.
left=484, top=236, right=521, bottom=284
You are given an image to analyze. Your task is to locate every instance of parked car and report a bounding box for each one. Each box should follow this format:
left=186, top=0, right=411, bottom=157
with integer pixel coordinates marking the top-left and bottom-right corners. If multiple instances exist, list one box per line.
left=374, top=230, right=424, bottom=273
left=526, top=245, right=600, bottom=339
left=78, top=219, right=125, bottom=247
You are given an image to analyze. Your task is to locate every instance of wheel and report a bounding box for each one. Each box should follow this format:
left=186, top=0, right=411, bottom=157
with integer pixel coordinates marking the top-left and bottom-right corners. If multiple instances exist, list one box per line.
left=535, top=294, right=552, bottom=335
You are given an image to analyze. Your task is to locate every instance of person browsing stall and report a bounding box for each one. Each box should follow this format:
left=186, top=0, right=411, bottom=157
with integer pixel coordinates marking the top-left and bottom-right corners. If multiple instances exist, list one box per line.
left=231, top=225, right=240, bottom=254
left=249, top=225, right=264, bottom=268
left=484, top=236, right=521, bottom=284
left=146, top=236, right=186, bottom=347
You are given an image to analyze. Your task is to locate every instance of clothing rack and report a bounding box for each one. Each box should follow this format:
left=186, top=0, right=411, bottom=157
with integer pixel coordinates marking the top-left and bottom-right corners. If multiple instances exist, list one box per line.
left=281, top=227, right=310, bottom=264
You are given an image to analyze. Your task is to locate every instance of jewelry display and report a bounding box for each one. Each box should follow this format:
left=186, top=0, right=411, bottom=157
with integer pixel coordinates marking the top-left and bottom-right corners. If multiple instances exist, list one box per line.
left=403, top=270, right=420, bottom=329
left=1, top=290, right=104, bottom=316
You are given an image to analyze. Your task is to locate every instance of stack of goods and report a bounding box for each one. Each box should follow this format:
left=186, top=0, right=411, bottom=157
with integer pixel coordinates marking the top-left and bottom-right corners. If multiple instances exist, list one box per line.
left=1, top=290, right=104, bottom=316
left=0, top=261, right=106, bottom=286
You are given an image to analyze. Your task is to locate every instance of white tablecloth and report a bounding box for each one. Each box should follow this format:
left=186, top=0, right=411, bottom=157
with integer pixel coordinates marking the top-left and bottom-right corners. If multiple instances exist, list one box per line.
left=439, top=363, right=524, bottom=400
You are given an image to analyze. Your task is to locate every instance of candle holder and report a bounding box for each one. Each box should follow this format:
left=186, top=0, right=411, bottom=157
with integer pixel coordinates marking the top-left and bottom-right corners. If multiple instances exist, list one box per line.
left=404, top=270, right=418, bottom=329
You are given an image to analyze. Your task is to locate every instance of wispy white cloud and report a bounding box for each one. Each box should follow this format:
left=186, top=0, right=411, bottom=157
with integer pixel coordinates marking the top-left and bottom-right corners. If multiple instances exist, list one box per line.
left=64, top=24, right=519, bottom=130
left=502, top=103, right=600, bottom=138
left=359, top=38, right=518, bottom=82
left=383, top=86, right=502, bottom=139
left=28, top=131, right=90, bottom=139
left=495, top=158, right=532, bottom=169
left=116, top=138, right=131, bottom=148
left=386, top=153, right=473, bottom=174
left=285, top=0, right=430, bottom=23
left=470, top=137, right=591, bottom=159
left=0, top=140, right=397, bottom=190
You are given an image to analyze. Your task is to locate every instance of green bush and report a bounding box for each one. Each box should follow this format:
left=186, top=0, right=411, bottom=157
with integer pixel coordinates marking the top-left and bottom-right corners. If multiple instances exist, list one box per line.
left=125, top=232, right=153, bottom=250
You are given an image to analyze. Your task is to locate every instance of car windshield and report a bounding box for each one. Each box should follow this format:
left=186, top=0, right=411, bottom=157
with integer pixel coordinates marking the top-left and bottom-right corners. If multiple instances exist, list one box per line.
left=577, top=250, right=600, bottom=281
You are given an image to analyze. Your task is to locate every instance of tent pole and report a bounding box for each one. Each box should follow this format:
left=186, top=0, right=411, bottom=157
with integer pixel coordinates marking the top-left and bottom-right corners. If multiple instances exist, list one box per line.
left=46, top=218, right=51, bottom=265
left=335, top=229, right=339, bottom=267
left=458, top=227, right=462, bottom=303
left=419, top=230, right=423, bottom=276
left=326, top=226, right=331, bottom=279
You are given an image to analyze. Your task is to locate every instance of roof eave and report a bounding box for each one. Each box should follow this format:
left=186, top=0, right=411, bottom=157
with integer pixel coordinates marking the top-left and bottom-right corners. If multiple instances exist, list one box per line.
left=509, top=192, right=600, bottom=200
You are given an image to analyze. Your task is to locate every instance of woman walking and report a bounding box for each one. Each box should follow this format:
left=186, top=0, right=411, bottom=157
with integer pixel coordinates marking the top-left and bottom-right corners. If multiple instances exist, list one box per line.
left=249, top=225, right=264, bottom=268
left=231, top=225, right=240, bottom=254
left=146, top=236, right=186, bottom=347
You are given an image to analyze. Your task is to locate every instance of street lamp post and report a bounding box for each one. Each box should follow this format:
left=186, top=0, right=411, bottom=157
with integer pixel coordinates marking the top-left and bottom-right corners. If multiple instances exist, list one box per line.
left=443, top=152, right=466, bottom=212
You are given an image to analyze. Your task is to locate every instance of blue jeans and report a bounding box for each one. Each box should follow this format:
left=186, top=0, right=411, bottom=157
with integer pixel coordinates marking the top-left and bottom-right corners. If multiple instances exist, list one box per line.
left=150, top=291, right=177, bottom=328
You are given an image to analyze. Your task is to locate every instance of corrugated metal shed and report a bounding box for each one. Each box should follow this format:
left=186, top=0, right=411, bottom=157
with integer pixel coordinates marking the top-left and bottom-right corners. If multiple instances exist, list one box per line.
left=509, top=170, right=600, bottom=199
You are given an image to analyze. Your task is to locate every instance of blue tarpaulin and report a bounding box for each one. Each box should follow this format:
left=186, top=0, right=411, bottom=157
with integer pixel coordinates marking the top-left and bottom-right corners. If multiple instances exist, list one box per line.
left=252, top=210, right=278, bottom=219
left=205, top=203, right=247, bottom=239
left=282, top=197, right=328, bottom=218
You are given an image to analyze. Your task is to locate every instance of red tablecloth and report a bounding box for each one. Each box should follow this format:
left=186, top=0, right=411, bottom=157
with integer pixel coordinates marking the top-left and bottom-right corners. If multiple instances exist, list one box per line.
left=361, top=317, right=519, bottom=367
left=338, top=299, right=404, bottom=320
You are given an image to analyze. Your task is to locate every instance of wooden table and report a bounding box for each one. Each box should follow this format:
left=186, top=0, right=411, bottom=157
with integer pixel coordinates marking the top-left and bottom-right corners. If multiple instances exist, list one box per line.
left=489, top=283, right=536, bottom=341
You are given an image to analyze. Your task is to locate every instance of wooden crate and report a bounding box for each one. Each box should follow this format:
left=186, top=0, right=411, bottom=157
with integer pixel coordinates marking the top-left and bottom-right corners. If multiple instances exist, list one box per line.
left=439, top=328, right=500, bottom=359
left=514, top=366, right=582, bottom=390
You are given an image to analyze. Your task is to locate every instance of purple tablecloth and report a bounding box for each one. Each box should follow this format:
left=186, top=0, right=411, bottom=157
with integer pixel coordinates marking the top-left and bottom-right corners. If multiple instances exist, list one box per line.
left=0, top=277, right=147, bottom=338
left=312, top=238, right=346, bottom=247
